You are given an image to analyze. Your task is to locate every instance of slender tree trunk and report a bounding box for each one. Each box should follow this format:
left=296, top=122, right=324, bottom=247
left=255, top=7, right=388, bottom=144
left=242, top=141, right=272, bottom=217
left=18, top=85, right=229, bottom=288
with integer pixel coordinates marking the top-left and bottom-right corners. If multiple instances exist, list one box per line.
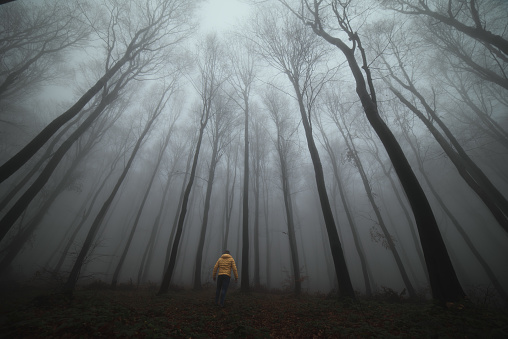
left=164, top=148, right=193, bottom=269
left=319, top=124, right=372, bottom=296
left=63, top=96, right=162, bottom=296
left=0, top=88, right=120, bottom=242
left=252, top=138, right=261, bottom=288
left=291, top=82, right=355, bottom=298
left=241, top=96, right=250, bottom=292
left=159, top=118, right=209, bottom=295
left=138, top=171, right=174, bottom=285
left=0, top=54, right=130, bottom=183
left=339, top=119, right=416, bottom=297
left=193, top=145, right=219, bottom=290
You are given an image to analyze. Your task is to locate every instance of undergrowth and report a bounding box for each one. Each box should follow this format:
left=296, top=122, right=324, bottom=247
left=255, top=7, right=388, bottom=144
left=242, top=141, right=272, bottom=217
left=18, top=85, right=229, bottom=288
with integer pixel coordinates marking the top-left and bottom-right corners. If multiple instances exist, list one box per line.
left=0, top=282, right=507, bottom=338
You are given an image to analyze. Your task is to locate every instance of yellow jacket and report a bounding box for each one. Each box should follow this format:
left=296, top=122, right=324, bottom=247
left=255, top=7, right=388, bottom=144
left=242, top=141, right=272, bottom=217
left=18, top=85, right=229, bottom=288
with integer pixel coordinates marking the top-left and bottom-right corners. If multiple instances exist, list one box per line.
left=213, top=254, right=238, bottom=279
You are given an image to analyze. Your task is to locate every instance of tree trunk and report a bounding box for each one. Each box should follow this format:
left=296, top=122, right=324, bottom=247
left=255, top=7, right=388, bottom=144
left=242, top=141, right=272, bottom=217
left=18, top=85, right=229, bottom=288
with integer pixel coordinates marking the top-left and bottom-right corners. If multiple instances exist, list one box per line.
left=193, top=143, right=220, bottom=290
left=318, top=123, right=372, bottom=296
left=308, top=21, right=464, bottom=301
left=241, top=96, right=250, bottom=292
left=292, top=83, right=355, bottom=298
left=158, top=118, right=208, bottom=295
left=63, top=94, right=163, bottom=296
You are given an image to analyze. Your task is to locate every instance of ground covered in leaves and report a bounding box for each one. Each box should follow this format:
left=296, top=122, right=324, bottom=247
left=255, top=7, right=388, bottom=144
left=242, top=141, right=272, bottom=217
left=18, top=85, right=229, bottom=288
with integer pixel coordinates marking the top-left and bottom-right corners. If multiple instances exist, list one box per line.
left=1, top=284, right=507, bottom=338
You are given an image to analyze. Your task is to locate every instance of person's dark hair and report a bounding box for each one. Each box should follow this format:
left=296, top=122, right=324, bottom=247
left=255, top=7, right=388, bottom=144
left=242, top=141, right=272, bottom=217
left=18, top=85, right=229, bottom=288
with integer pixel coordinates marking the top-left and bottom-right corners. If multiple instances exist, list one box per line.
left=223, top=250, right=230, bottom=254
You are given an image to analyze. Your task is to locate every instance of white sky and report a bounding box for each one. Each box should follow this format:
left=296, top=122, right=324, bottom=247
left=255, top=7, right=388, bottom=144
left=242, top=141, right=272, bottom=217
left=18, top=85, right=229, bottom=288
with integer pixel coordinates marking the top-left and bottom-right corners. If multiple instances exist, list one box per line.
left=198, top=0, right=251, bottom=32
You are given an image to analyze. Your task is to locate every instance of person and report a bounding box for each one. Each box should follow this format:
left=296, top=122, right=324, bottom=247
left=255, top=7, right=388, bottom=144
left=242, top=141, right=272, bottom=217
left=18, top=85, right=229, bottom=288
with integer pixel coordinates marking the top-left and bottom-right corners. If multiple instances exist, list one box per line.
left=212, top=250, right=238, bottom=307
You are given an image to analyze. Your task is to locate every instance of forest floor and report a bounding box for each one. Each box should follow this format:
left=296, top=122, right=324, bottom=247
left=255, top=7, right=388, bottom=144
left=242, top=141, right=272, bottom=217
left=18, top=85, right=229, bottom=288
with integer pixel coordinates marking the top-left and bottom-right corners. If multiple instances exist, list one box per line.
left=1, top=282, right=507, bottom=338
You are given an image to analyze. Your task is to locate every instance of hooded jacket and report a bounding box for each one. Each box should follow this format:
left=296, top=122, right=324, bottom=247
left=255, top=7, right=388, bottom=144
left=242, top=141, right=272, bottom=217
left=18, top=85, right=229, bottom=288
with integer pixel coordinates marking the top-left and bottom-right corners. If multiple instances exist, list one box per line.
left=213, top=253, right=239, bottom=279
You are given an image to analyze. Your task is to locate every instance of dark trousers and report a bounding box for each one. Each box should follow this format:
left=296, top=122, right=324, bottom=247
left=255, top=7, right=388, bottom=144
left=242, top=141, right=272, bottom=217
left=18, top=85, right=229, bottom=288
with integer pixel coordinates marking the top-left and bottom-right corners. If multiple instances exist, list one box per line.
left=215, top=275, right=230, bottom=306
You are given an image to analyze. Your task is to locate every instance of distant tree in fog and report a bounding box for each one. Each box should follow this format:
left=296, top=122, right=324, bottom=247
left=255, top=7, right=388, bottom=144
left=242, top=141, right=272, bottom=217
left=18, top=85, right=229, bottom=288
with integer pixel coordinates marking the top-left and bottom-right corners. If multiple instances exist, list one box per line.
left=159, top=34, right=227, bottom=295
left=0, top=0, right=89, bottom=108
left=227, top=38, right=256, bottom=292
left=193, top=94, right=238, bottom=290
left=0, top=0, right=195, bottom=183
left=264, top=90, right=302, bottom=295
left=0, top=96, right=125, bottom=276
left=316, top=112, right=373, bottom=296
left=325, top=93, right=417, bottom=298
left=250, top=107, right=270, bottom=288
left=64, top=83, right=172, bottom=296
left=112, top=83, right=180, bottom=288
left=137, top=120, right=187, bottom=286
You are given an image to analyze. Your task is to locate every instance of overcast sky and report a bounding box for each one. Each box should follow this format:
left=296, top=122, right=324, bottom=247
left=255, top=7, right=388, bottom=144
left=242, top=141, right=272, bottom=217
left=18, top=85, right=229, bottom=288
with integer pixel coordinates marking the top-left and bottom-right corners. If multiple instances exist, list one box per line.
left=198, top=0, right=251, bottom=32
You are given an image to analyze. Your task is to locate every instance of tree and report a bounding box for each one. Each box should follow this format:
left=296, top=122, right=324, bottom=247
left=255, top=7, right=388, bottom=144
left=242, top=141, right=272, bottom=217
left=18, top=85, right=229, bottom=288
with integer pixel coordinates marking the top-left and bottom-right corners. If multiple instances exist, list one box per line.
left=263, top=90, right=302, bottom=295
left=227, top=38, right=256, bottom=292
left=193, top=94, right=237, bottom=289
left=325, top=94, right=417, bottom=298
left=64, top=83, right=171, bottom=295
left=316, top=115, right=373, bottom=296
left=252, top=7, right=355, bottom=298
left=383, top=0, right=508, bottom=57
left=0, top=0, right=89, bottom=105
left=283, top=0, right=465, bottom=302
left=0, top=0, right=195, bottom=183
left=159, top=34, right=227, bottom=295
left=395, top=108, right=508, bottom=302
left=380, top=49, right=508, bottom=232
left=111, top=83, right=179, bottom=288
left=0, top=96, right=125, bottom=275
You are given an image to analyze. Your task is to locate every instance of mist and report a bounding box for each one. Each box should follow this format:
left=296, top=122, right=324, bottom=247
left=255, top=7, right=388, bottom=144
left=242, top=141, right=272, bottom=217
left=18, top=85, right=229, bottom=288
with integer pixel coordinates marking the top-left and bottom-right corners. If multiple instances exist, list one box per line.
left=1, top=0, right=508, bottom=324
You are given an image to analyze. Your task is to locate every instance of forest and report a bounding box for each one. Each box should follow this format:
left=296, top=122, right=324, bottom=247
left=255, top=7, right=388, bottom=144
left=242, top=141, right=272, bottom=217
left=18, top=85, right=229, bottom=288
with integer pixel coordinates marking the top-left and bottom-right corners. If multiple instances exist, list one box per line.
left=1, top=0, right=508, bottom=337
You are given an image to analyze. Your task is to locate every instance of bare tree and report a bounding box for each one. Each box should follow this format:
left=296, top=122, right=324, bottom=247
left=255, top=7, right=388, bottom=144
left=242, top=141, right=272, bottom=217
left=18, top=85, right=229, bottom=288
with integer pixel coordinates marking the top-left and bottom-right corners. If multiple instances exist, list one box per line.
left=111, top=83, right=180, bottom=288
left=263, top=90, right=302, bottom=295
left=0, top=0, right=195, bottom=183
left=0, top=0, right=89, bottom=105
left=395, top=108, right=508, bottom=302
left=227, top=38, right=256, bottom=292
left=0, top=0, right=195, bottom=242
left=282, top=0, right=464, bottom=302
left=252, top=7, right=355, bottom=298
left=64, top=83, right=171, bottom=296
left=0, top=96, right=125, bottom=275
left=383, top=0, right=508, bottom=57
left=193, top=94, right=238, bottom=290
left=315, top=114, right=373, bottom=296
left=159, top=34, right=227, bottom=295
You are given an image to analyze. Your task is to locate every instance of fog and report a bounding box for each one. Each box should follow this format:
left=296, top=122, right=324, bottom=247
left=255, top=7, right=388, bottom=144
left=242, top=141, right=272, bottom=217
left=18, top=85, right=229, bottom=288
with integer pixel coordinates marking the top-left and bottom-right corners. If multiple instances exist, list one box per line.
left=1, top=0, right=507, bottom=305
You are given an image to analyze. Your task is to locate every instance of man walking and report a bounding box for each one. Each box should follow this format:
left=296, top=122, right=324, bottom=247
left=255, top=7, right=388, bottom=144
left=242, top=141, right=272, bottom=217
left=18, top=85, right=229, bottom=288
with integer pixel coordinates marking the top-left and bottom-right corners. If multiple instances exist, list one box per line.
left=212, top=250, right=238, bottom=307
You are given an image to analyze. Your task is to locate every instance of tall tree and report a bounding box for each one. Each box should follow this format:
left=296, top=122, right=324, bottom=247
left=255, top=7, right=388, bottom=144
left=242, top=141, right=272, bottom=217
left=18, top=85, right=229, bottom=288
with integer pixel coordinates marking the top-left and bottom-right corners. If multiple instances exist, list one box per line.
left=159, top=34, right=227, bottom=295
left=228, top=39, right=256, bottom=292
left=283, top=0, right=465, bottom=302
left=316, top=116, right=372, bottom=296
left=137, top=129, right=186, bottom=285
left=0, top=0, right=195, bottom=183
left=0, top=98, right=125, bottom=275
left=64, top=83, right=170, bottom=296
left=384, top=0, right=508, bottom=57
left=193, top=94, right=237, bottom=289
left=252, top=8, right=355, bottom=298
left=327, top=96, right=417, bottom=298
left=0, top=0, right=89, bottom=105
left=264, top=90, right=302, bottom=295
left=111, top=83, right=179, bottom=288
